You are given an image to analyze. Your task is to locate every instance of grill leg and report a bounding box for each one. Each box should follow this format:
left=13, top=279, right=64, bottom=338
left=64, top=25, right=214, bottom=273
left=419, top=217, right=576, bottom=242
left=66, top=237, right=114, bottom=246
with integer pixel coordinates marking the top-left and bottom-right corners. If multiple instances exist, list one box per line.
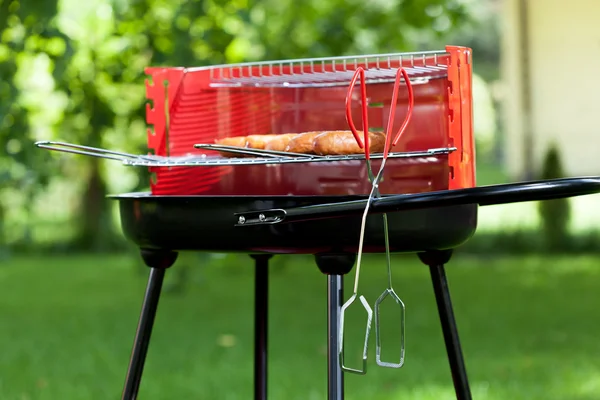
left=250, top=254, right=272, bottom=400
left=418, top=250, right=472, bottom=400
left=121, top=249, right=178, bottom=400
left=315, top=253, right=357, bottom=400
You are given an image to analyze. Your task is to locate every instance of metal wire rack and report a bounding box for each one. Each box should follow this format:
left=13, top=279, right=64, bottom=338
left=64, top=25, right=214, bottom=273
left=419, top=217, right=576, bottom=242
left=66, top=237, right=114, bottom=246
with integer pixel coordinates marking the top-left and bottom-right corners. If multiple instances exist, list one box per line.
left=185, top=50, right=450, bottom=88
left=35, top=141, right=456, bottom=167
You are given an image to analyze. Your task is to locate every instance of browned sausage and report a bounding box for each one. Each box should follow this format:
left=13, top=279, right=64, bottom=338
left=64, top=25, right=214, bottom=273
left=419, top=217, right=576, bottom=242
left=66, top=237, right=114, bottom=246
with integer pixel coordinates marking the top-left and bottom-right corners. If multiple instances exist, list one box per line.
left=245, top=134, right=278, bottom=150
left=284, top=131, right=323, bottom=154
left=313, top=130, right=387, bottom=156
left=215, top=136, right=248, bottom=157
left=264, top=133, right=300, bottom=152
left=215, top=136, right=247, bottom=147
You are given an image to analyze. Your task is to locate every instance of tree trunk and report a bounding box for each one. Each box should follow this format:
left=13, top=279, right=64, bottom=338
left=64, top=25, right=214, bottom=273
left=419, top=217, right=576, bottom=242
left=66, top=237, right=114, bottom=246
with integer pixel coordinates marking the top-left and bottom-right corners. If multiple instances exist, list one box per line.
left=74, top=156, right=116, bottom=251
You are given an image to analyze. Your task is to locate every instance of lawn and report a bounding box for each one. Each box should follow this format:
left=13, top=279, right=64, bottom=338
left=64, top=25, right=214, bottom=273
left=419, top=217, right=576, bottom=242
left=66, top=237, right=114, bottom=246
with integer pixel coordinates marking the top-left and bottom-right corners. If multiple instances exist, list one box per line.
left=1, top=253, right=600, bottom=400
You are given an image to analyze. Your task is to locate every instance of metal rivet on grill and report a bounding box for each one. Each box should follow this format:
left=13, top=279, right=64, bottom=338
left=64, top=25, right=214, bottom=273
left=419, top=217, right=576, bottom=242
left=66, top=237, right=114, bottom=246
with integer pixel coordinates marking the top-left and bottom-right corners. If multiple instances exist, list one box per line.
left=259, top=214, right=266, bottom=222
left=238, top=216, right=246, bottom=224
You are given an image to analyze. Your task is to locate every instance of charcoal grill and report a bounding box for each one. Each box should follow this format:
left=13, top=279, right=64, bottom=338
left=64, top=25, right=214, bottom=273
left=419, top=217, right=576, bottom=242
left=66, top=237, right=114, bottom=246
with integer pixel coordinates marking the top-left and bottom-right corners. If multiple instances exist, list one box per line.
left=34, top=45, right=600, bottom=400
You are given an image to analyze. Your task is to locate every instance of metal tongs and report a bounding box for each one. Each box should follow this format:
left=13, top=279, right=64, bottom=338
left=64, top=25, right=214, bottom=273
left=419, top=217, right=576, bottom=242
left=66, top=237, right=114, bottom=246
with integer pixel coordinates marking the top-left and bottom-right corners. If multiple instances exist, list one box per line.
left=338, top=66, right=414, bottom=374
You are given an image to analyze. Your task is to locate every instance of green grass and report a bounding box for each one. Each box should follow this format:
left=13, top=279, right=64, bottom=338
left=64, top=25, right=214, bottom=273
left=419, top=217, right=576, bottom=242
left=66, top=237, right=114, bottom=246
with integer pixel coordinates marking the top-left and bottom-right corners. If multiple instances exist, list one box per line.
left=1, top=253, right=600, bottom=399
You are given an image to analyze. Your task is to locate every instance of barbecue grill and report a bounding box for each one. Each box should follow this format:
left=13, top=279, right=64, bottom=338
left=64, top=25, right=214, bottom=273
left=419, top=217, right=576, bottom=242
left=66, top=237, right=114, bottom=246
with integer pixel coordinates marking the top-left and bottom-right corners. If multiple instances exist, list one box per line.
left=35, top=45, right=600, bottom=400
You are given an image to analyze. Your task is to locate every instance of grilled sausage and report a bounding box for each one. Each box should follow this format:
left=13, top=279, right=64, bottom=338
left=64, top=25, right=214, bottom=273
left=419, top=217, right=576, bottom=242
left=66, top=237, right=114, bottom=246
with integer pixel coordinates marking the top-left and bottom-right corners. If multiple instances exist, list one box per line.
left=215, top=136, right=248, bottom=157
left=264, top=133, right=300, bottom=152
left=245, top=134, right=278, bottom=150
left=313, top=130, right=387, bottom=156
left=284, top=131, right=323, bottom=154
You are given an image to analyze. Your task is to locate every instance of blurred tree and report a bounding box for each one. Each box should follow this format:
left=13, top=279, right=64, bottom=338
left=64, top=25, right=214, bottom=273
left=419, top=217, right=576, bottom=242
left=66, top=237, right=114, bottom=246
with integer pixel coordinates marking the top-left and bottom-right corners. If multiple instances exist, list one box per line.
left=246, top=0, right=472, bottom=60
left=1, top=0, right=477, bottom=250
left=0, top=0, right=64, bottom=248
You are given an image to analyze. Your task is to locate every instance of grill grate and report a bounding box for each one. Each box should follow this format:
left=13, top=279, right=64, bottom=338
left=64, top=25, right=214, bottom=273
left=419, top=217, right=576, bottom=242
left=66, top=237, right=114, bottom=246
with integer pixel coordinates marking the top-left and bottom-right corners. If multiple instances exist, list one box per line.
left=191, top=51, right=450, bottom=88
left=34, top=141, right=456, bottom=167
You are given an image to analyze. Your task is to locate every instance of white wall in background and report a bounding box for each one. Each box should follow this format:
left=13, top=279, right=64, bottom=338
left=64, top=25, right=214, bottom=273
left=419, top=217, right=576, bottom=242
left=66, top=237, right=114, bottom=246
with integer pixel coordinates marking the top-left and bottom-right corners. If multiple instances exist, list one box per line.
left=501, top=0, right=600, bottom=177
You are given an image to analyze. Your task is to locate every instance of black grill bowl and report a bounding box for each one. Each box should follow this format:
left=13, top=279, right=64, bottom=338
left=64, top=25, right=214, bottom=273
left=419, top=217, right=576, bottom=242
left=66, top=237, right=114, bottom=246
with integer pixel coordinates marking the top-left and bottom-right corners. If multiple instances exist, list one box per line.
left=112, top=192, right=478, bottom=254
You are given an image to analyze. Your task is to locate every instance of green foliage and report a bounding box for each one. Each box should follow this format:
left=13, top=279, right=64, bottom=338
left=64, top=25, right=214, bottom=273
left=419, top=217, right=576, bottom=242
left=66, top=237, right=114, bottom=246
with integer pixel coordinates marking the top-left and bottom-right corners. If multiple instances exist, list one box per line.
left=0, top=0, right=65, bottom=249
left=246, top=0, right=472, bottom=60
left=536, top=143, right=572, bottom=252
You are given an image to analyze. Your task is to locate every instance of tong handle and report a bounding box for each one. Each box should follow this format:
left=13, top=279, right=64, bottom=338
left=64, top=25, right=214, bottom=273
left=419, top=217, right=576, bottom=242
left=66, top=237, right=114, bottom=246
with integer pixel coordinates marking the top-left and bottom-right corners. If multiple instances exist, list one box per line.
left=374, top=288, right=406, bottom=369
left=383, top=68, right=415, bottom=158
left=345, top=67, right=371, bottom=159
left=345, top=67, right=416, bottom=161
left=339, top=293, right=373, bottom=375
left=35, top=141, right=149, bottom=163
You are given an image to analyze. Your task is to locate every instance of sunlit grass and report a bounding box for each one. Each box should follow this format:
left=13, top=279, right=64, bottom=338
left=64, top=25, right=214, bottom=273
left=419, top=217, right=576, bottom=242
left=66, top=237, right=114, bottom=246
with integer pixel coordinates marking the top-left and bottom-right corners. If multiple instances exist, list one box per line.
left=1, top=253, right=599, bottom=399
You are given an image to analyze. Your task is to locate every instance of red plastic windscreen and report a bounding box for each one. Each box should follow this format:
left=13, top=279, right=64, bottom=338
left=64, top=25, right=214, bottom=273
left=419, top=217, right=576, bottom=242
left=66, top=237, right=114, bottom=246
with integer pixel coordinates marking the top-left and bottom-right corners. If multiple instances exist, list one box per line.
left=143, top=46, right=474, bottom=196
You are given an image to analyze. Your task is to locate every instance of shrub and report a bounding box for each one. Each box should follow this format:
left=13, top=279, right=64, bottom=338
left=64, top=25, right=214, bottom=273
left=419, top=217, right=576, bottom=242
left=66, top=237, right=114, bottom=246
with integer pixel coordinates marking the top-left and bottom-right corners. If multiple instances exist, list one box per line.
left=537, top=143, right=572, bottom=251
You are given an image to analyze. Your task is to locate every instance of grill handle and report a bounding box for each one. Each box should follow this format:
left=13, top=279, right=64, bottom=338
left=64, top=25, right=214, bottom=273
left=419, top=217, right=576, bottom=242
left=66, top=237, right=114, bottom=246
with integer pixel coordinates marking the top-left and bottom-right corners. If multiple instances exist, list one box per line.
left=234, top=176, right=600, bottom=226
left=34, top=141, right=157, bottom=163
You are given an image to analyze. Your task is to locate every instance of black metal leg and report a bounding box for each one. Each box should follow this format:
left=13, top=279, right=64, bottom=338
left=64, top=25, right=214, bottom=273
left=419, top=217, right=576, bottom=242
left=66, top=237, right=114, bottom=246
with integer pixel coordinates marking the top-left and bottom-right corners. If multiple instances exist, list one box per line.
left=251, top=254, right=272, bottom=400
left=315, top=253, right=357, bottom=400
left=418, top=250, right=472, bottom=400
left=327, top=274, right=344, bottom=399
left=122, top=249, right=178, bottom=400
